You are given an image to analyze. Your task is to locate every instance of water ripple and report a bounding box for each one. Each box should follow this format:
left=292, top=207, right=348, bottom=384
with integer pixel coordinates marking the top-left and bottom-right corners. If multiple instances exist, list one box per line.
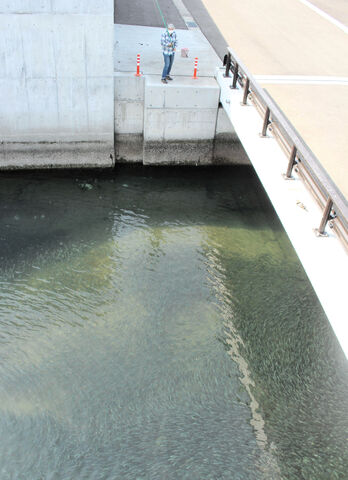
left=0, top=167, right=347, bottom=479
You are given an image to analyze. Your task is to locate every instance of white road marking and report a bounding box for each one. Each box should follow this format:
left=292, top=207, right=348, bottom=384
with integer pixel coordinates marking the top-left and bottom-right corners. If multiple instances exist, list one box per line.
left=297, top=0, right=348, bottom=34
left=255, top=75, right=348, bottom=85
left=170, top=0, right=191, bottom=18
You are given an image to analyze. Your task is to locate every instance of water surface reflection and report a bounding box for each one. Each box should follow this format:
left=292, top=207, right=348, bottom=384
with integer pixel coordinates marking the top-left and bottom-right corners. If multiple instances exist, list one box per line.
left=0, top=166, right=347, bottom=479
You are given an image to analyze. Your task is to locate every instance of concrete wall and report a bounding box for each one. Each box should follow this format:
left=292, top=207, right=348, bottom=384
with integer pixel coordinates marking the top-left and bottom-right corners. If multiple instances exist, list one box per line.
left=114, top=72, right=144, bottom=162
left=114, top=74, right=221, bottom=165
left=214, top=107, right=250, bottom=165
left=112, top=23, right=249, bottom=166
left=0, top=1, right=114, bottom=168
left=114, top=73, right=250, bottom=166
left=143, top=76, right=220, bottom=165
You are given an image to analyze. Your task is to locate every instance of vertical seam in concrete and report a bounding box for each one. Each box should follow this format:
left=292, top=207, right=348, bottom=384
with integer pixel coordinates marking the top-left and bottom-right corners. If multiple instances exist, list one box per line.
left=162, top=87, right=166, bottom=141
left=142, top=83, right=146, bottom=161
left=52, top=32, right=60, bottom=125
left=70, top=75, right=73, bottom=129
left=83, top=32, right=90, bottom=130
left=20, top=29, right=30, bottom=119
left=3, top=28, right=8, bottom=77
left=142, top=80, right=146, bottom=142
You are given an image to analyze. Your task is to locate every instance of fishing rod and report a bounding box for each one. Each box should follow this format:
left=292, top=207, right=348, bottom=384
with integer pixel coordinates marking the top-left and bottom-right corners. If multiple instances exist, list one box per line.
left=153, top=0, right=169, bottom=31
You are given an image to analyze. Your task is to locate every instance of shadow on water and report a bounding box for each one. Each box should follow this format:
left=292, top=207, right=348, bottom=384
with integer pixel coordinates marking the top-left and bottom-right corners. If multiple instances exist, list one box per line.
left=0, top=166, right=347, bottom=480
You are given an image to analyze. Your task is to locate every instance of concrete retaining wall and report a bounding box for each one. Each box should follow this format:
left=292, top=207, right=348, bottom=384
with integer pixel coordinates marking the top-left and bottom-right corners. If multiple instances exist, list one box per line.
left=113, top=23, right=250, bottom=166
left=0, top=1, right=114, bottom=168
left=0, top=1, right=113, bottom=14
left=214, top=107, right=250, bottom=165
left=114, top=72, right=144, bottom=162
left=143, top=76, right=219, bottom=165
left=114, top=73, right=250, bottom=166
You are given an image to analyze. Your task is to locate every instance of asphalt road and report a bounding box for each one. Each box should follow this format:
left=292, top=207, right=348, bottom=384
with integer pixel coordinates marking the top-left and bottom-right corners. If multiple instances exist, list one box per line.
left=114, top=0, right=228, bottom=59
left=114, top=0, right=187, bottom=29
left=308, top=0, right=348, bottom=24
left=182, top=0, right=228, bottom=58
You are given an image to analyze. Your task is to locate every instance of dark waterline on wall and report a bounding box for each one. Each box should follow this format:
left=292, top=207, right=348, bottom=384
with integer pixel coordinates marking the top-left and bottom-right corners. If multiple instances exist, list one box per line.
left=0, top=166, right=347, bottom=480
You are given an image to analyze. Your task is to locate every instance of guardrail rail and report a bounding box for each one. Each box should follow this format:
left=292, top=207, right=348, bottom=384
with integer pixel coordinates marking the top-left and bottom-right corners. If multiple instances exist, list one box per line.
left=223, top=47, right=348, bottom=252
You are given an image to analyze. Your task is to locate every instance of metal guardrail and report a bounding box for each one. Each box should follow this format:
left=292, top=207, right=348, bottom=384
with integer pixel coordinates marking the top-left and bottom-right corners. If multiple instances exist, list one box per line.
left=223, top=47, right=348, bottom=251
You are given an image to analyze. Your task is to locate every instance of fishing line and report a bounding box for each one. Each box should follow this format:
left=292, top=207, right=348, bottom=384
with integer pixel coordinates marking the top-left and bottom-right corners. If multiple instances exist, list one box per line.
left=153, top=0, right=168, bottom=31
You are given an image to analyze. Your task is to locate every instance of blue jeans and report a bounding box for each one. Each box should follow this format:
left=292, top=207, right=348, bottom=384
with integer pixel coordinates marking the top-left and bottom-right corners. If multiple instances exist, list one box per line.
left=162, top=53, right=174, bottom=79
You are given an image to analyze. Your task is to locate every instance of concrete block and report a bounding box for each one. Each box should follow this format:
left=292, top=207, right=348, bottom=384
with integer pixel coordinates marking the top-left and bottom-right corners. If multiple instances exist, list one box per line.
left=0, top=10, right=114, bottom=157
left=56, top=77, right=88, bottom=133
left=26, top=78, right=59, bottom=130
left=216, top=107, right=238, bottom=138
left=115, top=101, right=144, bottom=134
left=143, top=110, right=165, bottom=141
left=0, top=78, right=29, bottom=134
left=143, top=140, right=214, bottom=165
left=144, top=86, right=165, bottom=108
left=53, top=24, right=86, bottom=78
left=164, top=109, right=217, bottom=140
left=0, top=141, right=114, bottom=169
left=21, top=21, right=56, bottom=78
left=0, top=15, right=113, bottom=77
left=0, top=77, right=112, bottom=141
left=144, top=75, right=220, bottom=109
left=144, top=108, right=217, bottom=141
left=85, top=16, right=113, bottom=76
left=0, top=16, right=97, bottom=79
left=213, top=108, right=250, bottom=165
left=87, top=77, right=114, bottom=136
left=0, top=0, right=113, bottom=14
left=114, top=73, right=144, bottom=102
left=115, top=134, right=143, bottom=163
left=51, top=0, right=114, bottom=15
left=213, top=139, right=251, bottom=165
left=0, top=0, right=114, bottom=15
left=164, top=85, right=220, bottom=109
left=0, top=1, right=50, bottom=14
left=0, top=27, right=24, bottom=78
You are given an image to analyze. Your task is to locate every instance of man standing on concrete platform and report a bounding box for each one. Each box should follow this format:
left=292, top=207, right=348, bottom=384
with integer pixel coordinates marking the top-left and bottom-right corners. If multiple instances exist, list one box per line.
left=161, top=24, right=177, bottom=84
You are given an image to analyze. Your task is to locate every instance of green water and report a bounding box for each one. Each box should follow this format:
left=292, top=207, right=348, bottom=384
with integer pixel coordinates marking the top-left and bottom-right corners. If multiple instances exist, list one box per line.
left=0, top=166, right=347, bottom=480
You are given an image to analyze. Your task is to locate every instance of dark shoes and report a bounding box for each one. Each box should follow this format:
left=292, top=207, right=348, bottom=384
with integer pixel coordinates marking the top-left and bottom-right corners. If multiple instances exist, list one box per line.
left=161, top=76, right=173, bottom=84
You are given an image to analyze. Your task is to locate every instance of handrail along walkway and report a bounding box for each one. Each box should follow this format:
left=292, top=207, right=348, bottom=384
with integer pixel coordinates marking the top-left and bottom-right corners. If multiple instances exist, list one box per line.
left=223, top=47, right=348, bottom=252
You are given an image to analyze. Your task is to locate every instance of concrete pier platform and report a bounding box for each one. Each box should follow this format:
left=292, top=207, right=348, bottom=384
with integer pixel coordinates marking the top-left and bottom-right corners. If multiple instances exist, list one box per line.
left=143, top=75, right=219, bottom=164
left=114, top=23, right=249, bottom=164
left=114, top=24, right=220, bottom=77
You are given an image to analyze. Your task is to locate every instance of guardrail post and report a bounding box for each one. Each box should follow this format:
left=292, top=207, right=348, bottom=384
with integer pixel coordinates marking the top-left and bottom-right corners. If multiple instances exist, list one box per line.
left=284, top=145, right=297, bottom=178
left=316, top=198, right=333, bottom=236
left=260, top=107, right=270, bottom=137
left=224, top=53, right=231, bottom=78
left=232, top=63, right=239, bottom=89
left=241, top=77, right=250, bottom=105
left=221, top=46, right=348, bottom=251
